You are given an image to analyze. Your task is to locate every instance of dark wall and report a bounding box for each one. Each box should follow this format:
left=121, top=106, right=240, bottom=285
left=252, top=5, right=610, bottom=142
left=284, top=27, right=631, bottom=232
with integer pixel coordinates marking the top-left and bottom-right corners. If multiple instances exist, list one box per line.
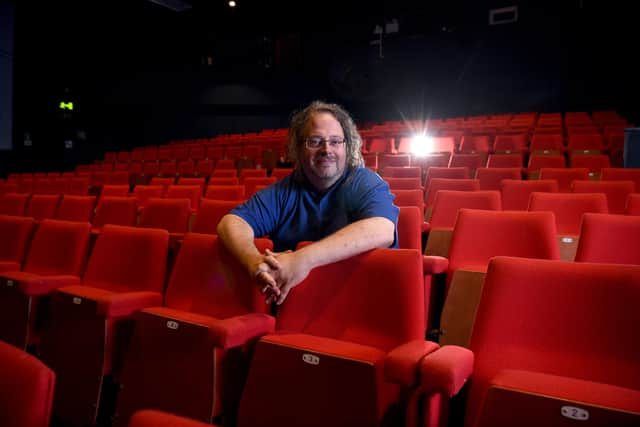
left=6, top=0, right=639, bottom=176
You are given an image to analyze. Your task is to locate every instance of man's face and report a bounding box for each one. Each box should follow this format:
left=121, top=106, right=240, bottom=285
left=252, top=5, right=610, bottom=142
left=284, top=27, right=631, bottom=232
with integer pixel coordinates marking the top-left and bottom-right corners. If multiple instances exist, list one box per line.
left=300, top=112, right=347, bottom=192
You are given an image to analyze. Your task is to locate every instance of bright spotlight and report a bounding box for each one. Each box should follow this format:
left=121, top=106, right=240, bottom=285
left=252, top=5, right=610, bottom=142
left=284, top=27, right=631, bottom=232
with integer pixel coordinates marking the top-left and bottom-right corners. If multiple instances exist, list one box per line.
left=410, top=134, right=433, bottom=157
left=228, top=0, right=236, bottom=7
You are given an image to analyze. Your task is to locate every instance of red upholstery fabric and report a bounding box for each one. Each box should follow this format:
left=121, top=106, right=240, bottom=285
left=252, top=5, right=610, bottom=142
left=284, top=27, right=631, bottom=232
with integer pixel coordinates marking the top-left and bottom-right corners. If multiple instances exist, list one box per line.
left=0, top=193, right=29, bottom=216
left=39, top=225, right=169, bottom=426
left=430, top=190, right=501, bottom=229
left=205, top=184, right=245, bottom=200
left=192, top=199, right=244, bottom=234
left=165, top=235, right=273, bottom=317
left=425, top=178, right=480, bottom=208
left=0, top=215, right=34, bottom=271
left=23, top=219, right=91, bottom=276
left=138, top=198, right=191, bottom=233
left=276, top=248, right=424, bottom=350
left=56, top=195, right=96, bottom=222
left=448, top=154, right=486, bottom=172
left=392, top=189, right=425, bottom=214
left=567, top=133, right=605, bottom=152
left=424, top=166, right=469, bottom=190
left=574, top=213, right=640, bottom=264
left=527, top=154, right=566, bottom=172
left=82, top=225, right=169, bottom=293
left=115, top=235, right=274, bottom=424
left=500, top=179, right=559, bottom=210
left=25, top=195, right=60, bottom=221
left=628, top=193, right=640, bottom=215
left=382, top=166, right=422, bottom=178
left=1, top=272, right=80, bottom=296
left=475, top=168, right=522, bottom=191
left=397, top=206, right=422, bottom=251
left=385, top=339, right=440, bottom=386
left=92, top=196, right=138, bottom=229
left=0, top=218, right=92, bottom=346
left=419, top=345, right=474, bottom=396
left=571, top=180, right=636, bottom=214
left=528, top=192, right=608, bottom=236
left=0, top=340, right=55, bottom=427
left=243, top=177, right=276, bottom=198
left=101, top=185, right=130, bottom=199
left=448, top=209, right=559, bottom=276
left=239, top=168, right=267, bottom=180
left=56, top=286, right=162, bottom=316
left=529, top=134, right=564, bottom=153
left=538, top=167, right=589, bottom=192
left=492, top=134, right=528, bottom=153
left=466, top=257, right=640, bottom=427
left=385, top=177, right=423, bottom=190
left=486, top=154, right=523, bottom=168
left=459, top=135, right=491, bottom=153
left=132, top=185, right=163, bottom=211
left=166, top=185, right=201, bottom=211
left=489, top=369, right=640, bottom=415
left=149, top=176, right=175, bottom=194
left=569, top=154, right=611, bottom=173
left=128, top=410, right=216, bottom=427
left=238, top=249, right=425, bottom=427
left=379, top=154, right=411, bottom=169
left=601, top=167, right=640, bottom=189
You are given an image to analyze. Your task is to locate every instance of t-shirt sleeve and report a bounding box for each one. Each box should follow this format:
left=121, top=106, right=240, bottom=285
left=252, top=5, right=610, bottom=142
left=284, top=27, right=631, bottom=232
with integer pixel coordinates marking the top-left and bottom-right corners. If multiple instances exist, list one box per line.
left=229, top=183, right=281, bottom=238
left=350, top=168, right=399, bottom=224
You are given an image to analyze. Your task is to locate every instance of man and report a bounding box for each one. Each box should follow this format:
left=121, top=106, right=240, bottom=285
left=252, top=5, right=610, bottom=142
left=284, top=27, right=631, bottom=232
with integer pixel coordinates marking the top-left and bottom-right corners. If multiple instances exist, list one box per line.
left=217, top=100, right=399, bottom=304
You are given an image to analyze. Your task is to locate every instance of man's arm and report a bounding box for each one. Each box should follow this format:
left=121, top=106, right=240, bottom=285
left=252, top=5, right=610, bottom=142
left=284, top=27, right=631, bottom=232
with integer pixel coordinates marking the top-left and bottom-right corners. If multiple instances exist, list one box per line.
left=263, top=216, right=395, bottom=304
left=217, top=214, right=278, bottom=289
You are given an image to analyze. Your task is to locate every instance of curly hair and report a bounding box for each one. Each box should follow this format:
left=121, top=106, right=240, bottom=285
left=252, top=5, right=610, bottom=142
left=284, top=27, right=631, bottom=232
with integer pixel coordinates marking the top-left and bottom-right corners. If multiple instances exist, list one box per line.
left=287, top=100, right=364, bottom=168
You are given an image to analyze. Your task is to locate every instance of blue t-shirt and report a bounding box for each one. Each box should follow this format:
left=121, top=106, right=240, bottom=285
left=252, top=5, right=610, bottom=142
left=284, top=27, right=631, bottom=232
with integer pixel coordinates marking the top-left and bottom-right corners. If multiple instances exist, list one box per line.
left=230, top=166, right=399, bottom=252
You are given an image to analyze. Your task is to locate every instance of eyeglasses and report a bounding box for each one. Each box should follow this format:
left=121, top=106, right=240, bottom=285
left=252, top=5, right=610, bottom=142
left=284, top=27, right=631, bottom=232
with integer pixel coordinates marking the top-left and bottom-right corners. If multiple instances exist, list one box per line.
left=304, top=136, right=346, bottom=149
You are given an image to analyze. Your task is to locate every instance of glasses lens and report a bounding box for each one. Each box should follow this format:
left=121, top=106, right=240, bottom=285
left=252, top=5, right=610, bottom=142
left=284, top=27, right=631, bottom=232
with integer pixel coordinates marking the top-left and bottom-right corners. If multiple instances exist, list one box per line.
left=307, top=137, right=324, bottom=148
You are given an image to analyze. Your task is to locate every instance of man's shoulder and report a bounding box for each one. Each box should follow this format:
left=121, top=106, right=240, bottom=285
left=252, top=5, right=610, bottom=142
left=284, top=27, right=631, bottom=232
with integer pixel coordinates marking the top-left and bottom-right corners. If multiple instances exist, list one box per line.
left=344, top=166, right=385, bottom=186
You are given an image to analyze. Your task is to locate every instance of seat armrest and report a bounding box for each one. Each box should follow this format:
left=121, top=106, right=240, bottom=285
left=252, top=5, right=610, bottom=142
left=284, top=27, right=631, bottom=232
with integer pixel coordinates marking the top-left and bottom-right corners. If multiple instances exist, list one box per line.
left=97, top=291, right=163, bottom=317
left=1, top=272, right=81, bottom=296
left=420, top=345, right=474, bottom=396
left=384, top=339, right=440, bottom=386
left=210, top=313, right=276, bottom=349
left=423, top=256, right=449, bottom=275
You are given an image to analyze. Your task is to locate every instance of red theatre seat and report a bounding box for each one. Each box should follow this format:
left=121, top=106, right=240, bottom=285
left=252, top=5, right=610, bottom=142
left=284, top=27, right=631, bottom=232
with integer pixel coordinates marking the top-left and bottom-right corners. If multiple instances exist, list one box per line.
left=0, top=215, right=35, bottom=272
left=115, top=235, right=274, bottom=426
left=463, top=256, right=640, bottom=427
left=0, top=340, right=56, bottom=427
left=39, top=225, right=169, bottom=426
left=0, top=219, right=91, bottom=350
left=238, top=248, right=427, bottom=427
left=574, top=213, right=640, bottom=265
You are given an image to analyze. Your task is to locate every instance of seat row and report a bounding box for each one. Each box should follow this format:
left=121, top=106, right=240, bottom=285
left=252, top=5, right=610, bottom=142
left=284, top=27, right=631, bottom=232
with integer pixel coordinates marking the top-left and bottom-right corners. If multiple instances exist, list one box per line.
left=1, top=215, right=638, bottom=427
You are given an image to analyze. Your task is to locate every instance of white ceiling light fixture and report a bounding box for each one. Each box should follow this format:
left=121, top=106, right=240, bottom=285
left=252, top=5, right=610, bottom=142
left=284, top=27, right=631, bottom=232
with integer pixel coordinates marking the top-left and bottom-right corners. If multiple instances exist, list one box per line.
left=229, top=0, right=236, bottom=7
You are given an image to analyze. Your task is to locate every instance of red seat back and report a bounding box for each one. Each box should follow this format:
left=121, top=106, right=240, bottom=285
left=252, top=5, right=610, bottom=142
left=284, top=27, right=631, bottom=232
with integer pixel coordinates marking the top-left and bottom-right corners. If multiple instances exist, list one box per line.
left=83, top=225, right=168, bottom=293
left=467, top=256, right=640, bottom=427
left=23, top=219, right=91, bottom=276
left=528, top=192, right=608, bottom=236
left=0, top=340, right=55, bottom=427
left=448, top=209, right=559, bottom=274
left=165, top=234, right=273, bottom=317
left=276, top=248, right=424, bottom=351
left=575, top=213, right=640, bottom=264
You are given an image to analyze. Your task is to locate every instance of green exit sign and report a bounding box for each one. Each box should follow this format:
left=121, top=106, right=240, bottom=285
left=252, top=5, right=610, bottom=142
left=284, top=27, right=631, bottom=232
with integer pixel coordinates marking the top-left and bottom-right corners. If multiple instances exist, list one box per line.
left=59, top=101, right=74, bottom=111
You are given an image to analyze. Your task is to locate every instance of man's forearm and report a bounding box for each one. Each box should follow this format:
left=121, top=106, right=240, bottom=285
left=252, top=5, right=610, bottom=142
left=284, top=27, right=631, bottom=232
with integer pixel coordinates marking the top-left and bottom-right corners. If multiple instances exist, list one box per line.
left=295, top=217, right=395, bottom=271
left=217, top=214, right=262, bottom=273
